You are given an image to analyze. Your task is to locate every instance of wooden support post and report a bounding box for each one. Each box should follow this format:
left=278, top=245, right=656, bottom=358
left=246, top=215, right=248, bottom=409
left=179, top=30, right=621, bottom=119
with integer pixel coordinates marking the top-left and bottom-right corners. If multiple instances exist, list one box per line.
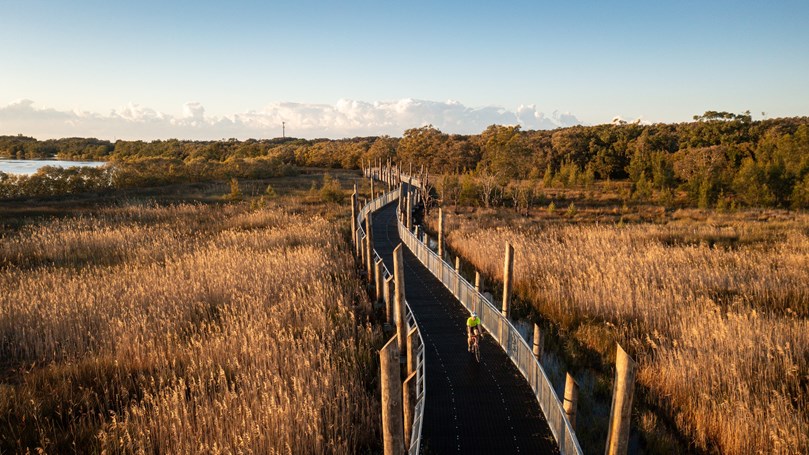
left=475, top=271, right=482, bottom=293
left=455, top=256, right=461, bottom=295
left=380, top=337, right=405, bottom=455
left=532, top=323, right=543, bottom=361
left=406, top=192, right=412, bottom=230
left=365, top=214, right=374, bottom=285
left=398, top=184, right=404, bottom=216
left=564, top=373, right=579, bottom=430
left=438, top=207, right=444, bottom=258
left=351, top=185, right=358, bottom=257
left=502, top=242, right=514, bottom=318
left=384, top=275, right=394, bottom=325
left=360, top=235, right=366, bottom=271
left=375, top=259, right=384, bottom=303
left=371, top=176, right=375, bottom=200
left=403, top=371, right=417, bottom=450
left=406, top=326, right=418, bottom=375
left=414, top=225, right=420, bottom=239
left=606, top=343, right=637, bottom=455
left=393, top=244, right=407, bottom=357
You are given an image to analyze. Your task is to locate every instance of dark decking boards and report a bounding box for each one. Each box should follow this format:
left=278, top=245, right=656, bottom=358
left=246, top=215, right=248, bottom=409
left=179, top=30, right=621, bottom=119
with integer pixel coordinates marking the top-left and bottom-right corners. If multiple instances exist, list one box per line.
left=372, top=202, right=559, bottom=454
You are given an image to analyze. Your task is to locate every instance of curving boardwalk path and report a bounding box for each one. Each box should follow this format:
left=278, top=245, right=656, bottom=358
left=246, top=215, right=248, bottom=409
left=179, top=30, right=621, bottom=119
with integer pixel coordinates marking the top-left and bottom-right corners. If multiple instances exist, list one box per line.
left=372, top=202, right=559, bottom=454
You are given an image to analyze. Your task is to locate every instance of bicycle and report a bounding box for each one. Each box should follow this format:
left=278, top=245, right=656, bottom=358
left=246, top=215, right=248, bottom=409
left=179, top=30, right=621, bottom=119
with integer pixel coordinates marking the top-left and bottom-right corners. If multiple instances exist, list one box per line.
left=469, top=332, right=482, bottom=362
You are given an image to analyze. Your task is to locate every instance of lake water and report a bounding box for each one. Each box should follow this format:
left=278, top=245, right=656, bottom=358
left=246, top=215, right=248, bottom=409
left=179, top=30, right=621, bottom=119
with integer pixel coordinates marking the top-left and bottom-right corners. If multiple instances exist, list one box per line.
left=0, top=159, right=107, bottom=175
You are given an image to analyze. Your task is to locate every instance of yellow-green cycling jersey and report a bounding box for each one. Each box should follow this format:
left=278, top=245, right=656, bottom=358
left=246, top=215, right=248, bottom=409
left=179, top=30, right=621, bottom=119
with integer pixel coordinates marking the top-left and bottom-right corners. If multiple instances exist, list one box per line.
left=467, top=316, right=481, bottom=328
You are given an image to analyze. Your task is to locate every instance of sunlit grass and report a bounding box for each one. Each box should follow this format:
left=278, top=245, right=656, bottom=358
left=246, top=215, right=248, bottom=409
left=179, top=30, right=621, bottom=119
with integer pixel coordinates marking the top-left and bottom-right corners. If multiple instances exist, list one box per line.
left=0, top=201, right=380, bottom=453
left=444, top=212, right=809, bottom=454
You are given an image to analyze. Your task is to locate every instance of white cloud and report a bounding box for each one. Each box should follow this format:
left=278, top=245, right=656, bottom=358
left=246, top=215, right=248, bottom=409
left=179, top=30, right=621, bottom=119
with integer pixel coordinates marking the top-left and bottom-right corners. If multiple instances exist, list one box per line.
left=0, top=98, right=582, bottom=140
left=609, top=115, right=652, bottom=126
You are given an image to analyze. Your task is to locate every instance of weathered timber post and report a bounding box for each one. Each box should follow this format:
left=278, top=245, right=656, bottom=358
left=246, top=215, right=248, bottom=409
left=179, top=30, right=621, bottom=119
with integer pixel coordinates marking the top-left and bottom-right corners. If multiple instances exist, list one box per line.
left=360, top=234, right=367, bottom=271
left=384, top=275, right=394, bottom=325
left=406, top=192, right=413, bottom=230
left=455, top=256, right=461, bottom=296
left=365, top=213, right=374, bottom=285
left=502, top=242, right=514, bottom=318
left=393, top=244, right=407, bottom=357
left=351, top=185, right=358, bottom=257
left=532, top=323, right=543, bottom=361
left=475, top=271, right=482, bottom=293
left=605, top=343, right=637, bottom=455
left=438, top=207, right=444, bottom=258
left=387, top=159, right=392, bottom=191
left=398, top=184, right=404, bottom=217
left=403, top=370, right=417, bottom=450
left=406, top=326, right=418, bottom=375
left=371, top=175, right=375, bottom=200
left=375, top=259, right=384, bottom=303
left=380, top=337, right=405, bottom=455
left=414, top=225, right=420, bottom=239
left=564, top=373, right=580, bottom=430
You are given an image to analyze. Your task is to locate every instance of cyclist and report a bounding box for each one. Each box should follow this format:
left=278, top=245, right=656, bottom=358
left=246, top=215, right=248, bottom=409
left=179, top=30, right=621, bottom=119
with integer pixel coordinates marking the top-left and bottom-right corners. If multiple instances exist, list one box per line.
left=467, top=311, right=483, bottom=352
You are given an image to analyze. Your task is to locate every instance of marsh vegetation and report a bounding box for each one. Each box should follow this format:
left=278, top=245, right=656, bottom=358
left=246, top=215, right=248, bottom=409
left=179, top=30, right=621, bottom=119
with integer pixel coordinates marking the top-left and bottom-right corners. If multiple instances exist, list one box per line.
left=0, top=173, right=382, bottom=453
left=431, top=207, right=808, bottom=454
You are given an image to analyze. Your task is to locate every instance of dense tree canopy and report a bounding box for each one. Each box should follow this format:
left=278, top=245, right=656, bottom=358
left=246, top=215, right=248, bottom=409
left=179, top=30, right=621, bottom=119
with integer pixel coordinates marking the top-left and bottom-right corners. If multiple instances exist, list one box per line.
left=2, top=113, right=808, bottom=207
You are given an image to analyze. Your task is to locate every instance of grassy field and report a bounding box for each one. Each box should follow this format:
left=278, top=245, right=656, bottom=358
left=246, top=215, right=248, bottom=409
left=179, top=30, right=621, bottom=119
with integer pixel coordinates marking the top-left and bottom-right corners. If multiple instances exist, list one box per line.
left=0, top=171, right=383, bottom=453
left=428, top=205, right=809, bottom=454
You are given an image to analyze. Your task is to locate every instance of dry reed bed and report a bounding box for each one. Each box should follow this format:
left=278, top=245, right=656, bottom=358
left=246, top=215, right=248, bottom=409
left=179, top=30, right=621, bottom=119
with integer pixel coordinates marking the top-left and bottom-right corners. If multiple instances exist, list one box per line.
left=445, top=216, right=809, bottom=454
left=0, top=203, right=380, bottom=453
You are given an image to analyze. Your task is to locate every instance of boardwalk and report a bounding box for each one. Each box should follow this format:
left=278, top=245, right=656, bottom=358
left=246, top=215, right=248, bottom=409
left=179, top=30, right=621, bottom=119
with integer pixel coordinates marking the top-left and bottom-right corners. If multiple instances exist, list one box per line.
left=372, top=202, right=559, bottom=454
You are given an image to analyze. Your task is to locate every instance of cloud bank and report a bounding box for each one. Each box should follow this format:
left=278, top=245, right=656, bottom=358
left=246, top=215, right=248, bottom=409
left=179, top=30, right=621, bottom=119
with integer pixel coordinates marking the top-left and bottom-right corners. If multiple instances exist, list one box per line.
left=0, top=98, right=582, bottom=141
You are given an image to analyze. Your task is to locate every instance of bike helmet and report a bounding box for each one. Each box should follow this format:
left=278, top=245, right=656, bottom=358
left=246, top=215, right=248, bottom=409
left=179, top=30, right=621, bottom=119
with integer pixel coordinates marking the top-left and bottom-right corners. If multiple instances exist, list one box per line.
left=471, top=312, right=478, bottom=318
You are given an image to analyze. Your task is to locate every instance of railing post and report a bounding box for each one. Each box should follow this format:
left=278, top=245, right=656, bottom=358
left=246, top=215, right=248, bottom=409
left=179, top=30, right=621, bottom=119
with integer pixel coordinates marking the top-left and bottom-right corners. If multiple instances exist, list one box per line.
left=365, top=213, right=375, bottom=286
left=351, top=184, right=358, bottom=257
left=380, top=337, right=405, bottom=455
left=564, top=373, right=579, bottom=430
left=403, top=370, right=417, bottom=450
left=438, top=207, right=444, bottom=258
left=360, top=235, right=367, bottom=271
left=387, top=159, right=393, bottom=191
left=406, top=191, right=413, bottom=230
left=407, top=326, right=418, bottom=375
left=454, top=256, right=461, bottom=296
left=502, top=242, right=514, bottom=318
left=532, top=323, right=543, bottom=361
left=606, top=343, right=637, bottom=455
left=398, top=184, right=404, bottom=217
left=371, top=174, right=375, bottom=200
left=384, top=275, right=394, bottom=325
left=393, top=244, right=407, bottom=358
left=375, top=259, right=384, bottom=303
left=475, top=271, right=482, bottom=293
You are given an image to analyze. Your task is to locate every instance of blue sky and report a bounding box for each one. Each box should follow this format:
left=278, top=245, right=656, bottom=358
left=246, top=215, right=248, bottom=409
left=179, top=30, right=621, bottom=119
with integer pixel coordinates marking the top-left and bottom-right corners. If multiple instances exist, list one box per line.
left=1, top=0, right=807, bottom=139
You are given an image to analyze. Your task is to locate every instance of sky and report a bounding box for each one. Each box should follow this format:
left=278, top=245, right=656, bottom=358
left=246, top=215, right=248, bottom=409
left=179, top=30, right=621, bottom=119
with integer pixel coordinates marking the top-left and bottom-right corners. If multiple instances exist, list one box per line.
left=1, top=0, right=807, bottom=140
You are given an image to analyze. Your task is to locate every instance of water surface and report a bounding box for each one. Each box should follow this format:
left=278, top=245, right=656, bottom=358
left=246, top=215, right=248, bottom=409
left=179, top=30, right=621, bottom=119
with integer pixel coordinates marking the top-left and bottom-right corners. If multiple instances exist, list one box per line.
left=0, top=159, right=106, bottom=175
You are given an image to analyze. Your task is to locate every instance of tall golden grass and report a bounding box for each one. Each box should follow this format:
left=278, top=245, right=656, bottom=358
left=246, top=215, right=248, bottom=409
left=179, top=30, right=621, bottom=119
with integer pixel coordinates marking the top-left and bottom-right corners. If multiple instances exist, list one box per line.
left=444, top=213, right=809, bottom=454
left=0, top=202, right=380, bottom=453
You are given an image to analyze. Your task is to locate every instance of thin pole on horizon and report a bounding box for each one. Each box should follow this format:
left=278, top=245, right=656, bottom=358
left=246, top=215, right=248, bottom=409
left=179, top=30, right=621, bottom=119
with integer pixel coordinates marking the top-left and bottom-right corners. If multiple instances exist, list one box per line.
left=282, top=122, right=286, bottom=138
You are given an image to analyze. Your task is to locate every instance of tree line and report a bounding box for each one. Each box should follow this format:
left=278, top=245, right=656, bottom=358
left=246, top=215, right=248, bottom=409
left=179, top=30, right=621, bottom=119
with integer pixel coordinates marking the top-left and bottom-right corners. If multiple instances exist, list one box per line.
left=1, top=112, right=808, bottom=207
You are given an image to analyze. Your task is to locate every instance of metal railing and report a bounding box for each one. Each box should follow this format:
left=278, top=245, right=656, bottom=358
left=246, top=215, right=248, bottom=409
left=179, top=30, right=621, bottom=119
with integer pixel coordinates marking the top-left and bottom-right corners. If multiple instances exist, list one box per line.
left=393, top=173, right=583, bottom=455
left=356, top=186, right=426, bottom=455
